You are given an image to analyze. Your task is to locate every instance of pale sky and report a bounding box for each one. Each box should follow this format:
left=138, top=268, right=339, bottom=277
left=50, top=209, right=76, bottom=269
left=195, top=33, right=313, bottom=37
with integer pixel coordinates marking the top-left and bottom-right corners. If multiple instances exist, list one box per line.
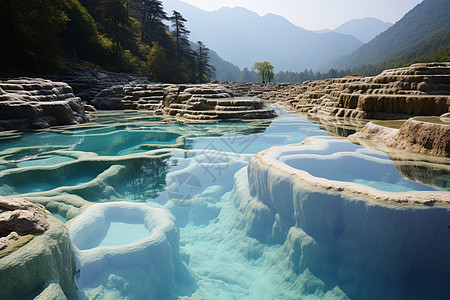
left=177, top=0, right=423, bottom=30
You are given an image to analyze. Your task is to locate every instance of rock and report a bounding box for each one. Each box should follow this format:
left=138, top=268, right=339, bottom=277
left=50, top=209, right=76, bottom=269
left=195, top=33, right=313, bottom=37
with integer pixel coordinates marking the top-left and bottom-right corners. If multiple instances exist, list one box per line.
left=0, top=78, right=87, bottom=130
left=92, top=83, right=278, bottom=121
left=0, top=210, right=49, bottom=237
left=223, top=82, right=295, bottom=98
left=92, top=84, right=164, bottom=110
left=34, top=283, right=68, bottom=300
left=440, top=112, right=450, bottom=123
left=0, top=232, right=18, bottom=251
left=348, top=122, right=398, bottom=144
left=0, top=197, right=49, bottom=244
left=45, top=63, right=150, bottom=102
left=350, top=117, right=450, bottom=157
left=387, top=118, right=450, bottom=157
left=263, top=62, right=450, bottom=120
left=0, top=196, right=77, bottom=299
left=163, top=84, right=277, bottom=121
left=0, top=196, right=45, bottom=211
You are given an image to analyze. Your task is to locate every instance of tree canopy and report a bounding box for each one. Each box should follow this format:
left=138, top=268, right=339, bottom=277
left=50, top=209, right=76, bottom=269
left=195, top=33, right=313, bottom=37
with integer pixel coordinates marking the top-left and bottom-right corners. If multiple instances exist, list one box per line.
left=252, top=62, right=274, bottom=84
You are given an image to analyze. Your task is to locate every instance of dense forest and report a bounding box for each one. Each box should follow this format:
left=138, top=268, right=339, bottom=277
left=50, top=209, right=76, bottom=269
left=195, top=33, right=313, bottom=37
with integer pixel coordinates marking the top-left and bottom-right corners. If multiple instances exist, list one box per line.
left=0, top=0, right=215, bottom=82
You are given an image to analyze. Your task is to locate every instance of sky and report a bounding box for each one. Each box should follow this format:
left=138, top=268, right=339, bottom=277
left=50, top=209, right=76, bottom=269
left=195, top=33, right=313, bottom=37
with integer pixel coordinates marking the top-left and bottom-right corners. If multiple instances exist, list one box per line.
left=177, top=0, right=423, bottom=30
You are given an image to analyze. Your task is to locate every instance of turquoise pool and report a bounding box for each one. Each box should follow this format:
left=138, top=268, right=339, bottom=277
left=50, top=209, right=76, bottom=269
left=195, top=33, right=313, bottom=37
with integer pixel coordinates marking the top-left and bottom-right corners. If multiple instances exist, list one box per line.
left=0, top=108, right=448, bottom=300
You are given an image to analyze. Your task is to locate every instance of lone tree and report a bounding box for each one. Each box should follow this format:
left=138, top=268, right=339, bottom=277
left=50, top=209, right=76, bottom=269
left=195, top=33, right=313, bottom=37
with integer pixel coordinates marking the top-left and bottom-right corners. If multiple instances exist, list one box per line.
left=253, top=61, right=274, bottom=84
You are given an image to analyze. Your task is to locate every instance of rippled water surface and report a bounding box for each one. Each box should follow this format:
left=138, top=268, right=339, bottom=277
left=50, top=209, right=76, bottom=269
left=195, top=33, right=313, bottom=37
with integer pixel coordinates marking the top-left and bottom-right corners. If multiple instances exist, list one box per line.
left=0, top=108, right=448, bottom=299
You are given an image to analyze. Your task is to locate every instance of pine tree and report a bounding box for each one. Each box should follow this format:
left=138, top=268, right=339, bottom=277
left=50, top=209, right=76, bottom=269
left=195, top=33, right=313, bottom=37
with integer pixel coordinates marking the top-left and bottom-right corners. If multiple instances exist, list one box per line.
left=195, top=41, right=215, bottom=82
left=140, top=0, right=168, bottom=44
left=169, top=10, right=191, bottom=60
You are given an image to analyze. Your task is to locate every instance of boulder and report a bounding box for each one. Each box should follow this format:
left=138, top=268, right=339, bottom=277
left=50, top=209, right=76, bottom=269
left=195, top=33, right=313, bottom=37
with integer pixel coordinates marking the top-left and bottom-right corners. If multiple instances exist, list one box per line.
left=0, top=197, right=49, bottom=238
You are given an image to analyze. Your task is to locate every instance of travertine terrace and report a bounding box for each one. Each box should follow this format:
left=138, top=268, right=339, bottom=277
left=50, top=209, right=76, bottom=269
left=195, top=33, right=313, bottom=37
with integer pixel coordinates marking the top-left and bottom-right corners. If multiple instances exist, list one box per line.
left=262, top=62, right=450, bottom=120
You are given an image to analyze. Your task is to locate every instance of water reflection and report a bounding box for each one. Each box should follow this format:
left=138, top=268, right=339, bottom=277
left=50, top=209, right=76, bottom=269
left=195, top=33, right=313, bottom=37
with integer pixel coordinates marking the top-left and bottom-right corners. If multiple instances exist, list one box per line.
left=393, top=156, right=450, bottom=191
left=117, top=157, right=171, bottom=202
left=306, top=114, right=368, bottom=137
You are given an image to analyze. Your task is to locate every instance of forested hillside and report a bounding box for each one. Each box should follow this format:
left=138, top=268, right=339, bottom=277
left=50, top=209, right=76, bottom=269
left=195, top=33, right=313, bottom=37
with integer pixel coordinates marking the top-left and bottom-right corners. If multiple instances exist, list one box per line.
left=334, top=0, right=450, bottom=71
left=0, top=0, right=214, bottom=82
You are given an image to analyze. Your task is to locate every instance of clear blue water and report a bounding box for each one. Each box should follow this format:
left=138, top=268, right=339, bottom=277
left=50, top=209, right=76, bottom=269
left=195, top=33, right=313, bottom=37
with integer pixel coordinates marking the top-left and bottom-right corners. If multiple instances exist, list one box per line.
left=98, top=222, right=150, bottom=248
left=281, top=152, right=439, bottom=192
left=0, top=108, right=448, bottom=299
left=16, top=155, right=76, bottom=168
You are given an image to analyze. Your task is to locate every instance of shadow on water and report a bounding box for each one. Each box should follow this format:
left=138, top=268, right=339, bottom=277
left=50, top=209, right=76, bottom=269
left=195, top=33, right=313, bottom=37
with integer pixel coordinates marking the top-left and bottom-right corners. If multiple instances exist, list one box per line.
left=306, top=114, right=368, bottom=137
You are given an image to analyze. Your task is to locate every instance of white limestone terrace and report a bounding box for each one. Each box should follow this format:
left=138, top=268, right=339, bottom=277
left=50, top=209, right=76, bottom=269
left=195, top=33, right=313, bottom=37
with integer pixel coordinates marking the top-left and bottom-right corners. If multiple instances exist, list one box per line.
left=262, top=62, right=450, bottom=120
left=92, top=83, right=278, bottom=122
left=233, top=136, right=450, bottom=299
left=0, top=78, right=87, bottom=130
left=68, top=202, right=193, bottom=299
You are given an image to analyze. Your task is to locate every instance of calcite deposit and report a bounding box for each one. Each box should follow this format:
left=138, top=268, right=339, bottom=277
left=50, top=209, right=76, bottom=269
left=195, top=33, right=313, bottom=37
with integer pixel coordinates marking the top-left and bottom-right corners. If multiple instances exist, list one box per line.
left=0, top=196, right=77, bottom=299
left=223, top=82, right=295, bottom=98
left=233, top=136, right=450, bottom=300
left=349, top=117, right=450, bottom=157
left=92, top=83, right=277, bottom=121
left=69, top=202, right=194, bottom=299
left=387, top=118, right=450, bottom=157
left=0, top=78, right=87, bottom=130
left=262, top=62, right=450, bottom=120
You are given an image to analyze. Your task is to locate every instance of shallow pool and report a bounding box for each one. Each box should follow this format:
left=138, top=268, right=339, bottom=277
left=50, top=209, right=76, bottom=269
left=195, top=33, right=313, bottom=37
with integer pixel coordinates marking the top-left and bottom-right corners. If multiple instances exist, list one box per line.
left=0, top=108, right=448, bottom=299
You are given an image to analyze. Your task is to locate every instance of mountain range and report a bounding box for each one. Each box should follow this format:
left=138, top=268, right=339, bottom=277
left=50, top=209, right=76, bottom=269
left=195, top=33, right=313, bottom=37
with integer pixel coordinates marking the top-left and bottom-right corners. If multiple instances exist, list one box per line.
left=334, top=0, right=450, bottom=70
left=315, top=18, right=393, bottom=43
left=333, top=18, right=393, bottom=43
left=163, top=0, right=365, bottom=71
left=162, top=0, right=449, bottom=79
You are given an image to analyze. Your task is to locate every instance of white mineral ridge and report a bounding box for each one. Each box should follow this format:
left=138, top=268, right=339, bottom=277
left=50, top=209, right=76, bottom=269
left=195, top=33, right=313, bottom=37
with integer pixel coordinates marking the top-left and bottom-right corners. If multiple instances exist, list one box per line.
left=235, top=136, right=450, bottom=299
left=69, top=202, right=187, bottom=299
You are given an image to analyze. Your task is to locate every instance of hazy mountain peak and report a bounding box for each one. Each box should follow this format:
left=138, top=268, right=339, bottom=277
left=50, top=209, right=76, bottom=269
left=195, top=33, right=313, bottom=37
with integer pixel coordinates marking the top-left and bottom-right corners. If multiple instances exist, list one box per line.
left=334, top=17, right=393, bottom=43
left=162, top=0, right=362, bottom=71
left=215, top=6, right=256, bottom=14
